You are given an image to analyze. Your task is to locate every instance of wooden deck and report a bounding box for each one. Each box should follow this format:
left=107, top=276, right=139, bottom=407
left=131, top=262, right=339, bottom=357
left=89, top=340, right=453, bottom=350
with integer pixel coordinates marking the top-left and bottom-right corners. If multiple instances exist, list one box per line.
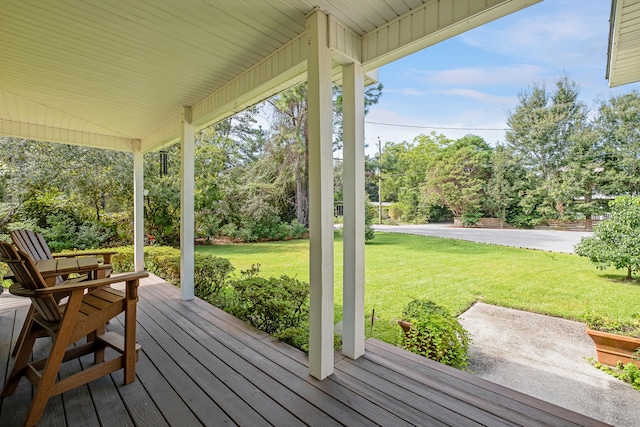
left=0, top=276, right=609, bottom=426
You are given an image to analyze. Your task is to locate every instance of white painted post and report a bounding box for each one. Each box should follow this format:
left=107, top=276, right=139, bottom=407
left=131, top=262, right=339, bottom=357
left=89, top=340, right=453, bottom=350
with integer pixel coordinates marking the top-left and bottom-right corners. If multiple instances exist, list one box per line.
left=180, top=106, right=195, bottom=301
left=307, top=10, right=334, bottom=380
left=342, top=61, right=365, bottom=359
left=133, top=141, right=145, bottom=273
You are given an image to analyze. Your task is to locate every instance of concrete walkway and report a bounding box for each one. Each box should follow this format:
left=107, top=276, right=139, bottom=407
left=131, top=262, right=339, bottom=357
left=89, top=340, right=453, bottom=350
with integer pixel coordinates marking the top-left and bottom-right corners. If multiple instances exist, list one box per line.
left=372, top=223, right=639, bottom=425
left=373, top=223, right=592, bottom=253
left=459, top=303, right=639, bottom=427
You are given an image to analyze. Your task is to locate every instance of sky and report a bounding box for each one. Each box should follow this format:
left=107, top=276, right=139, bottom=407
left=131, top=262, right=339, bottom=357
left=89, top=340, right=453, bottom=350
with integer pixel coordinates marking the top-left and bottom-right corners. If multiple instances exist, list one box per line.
left=364, top=0, right=640, bottom=156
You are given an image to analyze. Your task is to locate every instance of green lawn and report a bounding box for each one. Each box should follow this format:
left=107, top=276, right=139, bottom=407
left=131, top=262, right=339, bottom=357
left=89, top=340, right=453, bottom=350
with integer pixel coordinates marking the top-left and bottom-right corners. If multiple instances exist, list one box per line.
left=196, top=232, right=640, bottom=344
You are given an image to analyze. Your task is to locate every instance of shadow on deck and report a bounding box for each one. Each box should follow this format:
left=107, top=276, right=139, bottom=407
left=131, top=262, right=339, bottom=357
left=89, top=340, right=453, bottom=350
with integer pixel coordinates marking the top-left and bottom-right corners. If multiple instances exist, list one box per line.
left=0, top=275, right=608, bottom=426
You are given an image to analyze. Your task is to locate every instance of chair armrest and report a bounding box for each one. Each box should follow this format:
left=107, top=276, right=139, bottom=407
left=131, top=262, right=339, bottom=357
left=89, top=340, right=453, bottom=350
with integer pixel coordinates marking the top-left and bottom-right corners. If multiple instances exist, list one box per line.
left=53, top=251, right=117, bottom=264
left=33, top=272, right=148, bottom=295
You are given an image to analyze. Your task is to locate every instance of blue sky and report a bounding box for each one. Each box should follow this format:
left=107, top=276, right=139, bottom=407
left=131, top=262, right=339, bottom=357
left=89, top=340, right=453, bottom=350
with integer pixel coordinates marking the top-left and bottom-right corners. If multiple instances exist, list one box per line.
left=364, top=0, right=640, bottom=155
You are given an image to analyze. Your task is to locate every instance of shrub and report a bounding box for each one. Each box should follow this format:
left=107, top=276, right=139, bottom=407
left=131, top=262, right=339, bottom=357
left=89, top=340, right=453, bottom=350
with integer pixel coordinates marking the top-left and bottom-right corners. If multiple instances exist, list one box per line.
left=400, top=299, right=470, bottom=369
left=584, top=312, right=640, bottom=338
left=194, top=252, right=234, bottom=300
left=75, top=220, right=116, bottom=249
left=460, top=212, right=482, bottom=227
left=389, top=202, right=409, bottom=221
left=110, top=246, right=233, bottom=297
left=229, top=274, right=309, bottom=335
left=588, top=349, right=640, bottom=391
left=43, top=213, right=78, bottom=252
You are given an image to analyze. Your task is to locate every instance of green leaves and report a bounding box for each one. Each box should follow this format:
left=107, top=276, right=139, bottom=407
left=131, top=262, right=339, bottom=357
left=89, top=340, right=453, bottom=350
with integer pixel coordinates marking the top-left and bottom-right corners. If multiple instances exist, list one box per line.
left=401, top=299, right=470, bottom=369
left=575, top=196, right=640, bottom=279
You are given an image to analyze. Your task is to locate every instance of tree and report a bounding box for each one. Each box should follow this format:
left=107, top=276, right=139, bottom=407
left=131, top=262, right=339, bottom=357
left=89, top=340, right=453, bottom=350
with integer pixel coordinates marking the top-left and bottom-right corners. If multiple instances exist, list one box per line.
left=485, top=144, right=521, bottom=227
left=424, top=135, right=492, bottom=220
left=505, top=77, right=587, bottom=219
left=595, top=90, right=640, bottom=196
left=574, top=196, right=640, bottom=279
left=264, top=81, right=383, bottom=227
left=377, top=133, right=445, bottom=222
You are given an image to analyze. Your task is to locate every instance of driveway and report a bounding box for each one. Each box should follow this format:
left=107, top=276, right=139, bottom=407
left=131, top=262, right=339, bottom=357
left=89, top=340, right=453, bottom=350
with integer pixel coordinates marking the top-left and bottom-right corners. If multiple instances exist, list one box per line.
left=373, top=223, right=592, bottom=253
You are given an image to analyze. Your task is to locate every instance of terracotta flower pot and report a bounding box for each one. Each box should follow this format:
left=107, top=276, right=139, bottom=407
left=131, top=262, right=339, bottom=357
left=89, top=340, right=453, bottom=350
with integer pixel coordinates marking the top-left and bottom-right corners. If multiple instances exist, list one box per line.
left=586, top=328, right=640, bottom=368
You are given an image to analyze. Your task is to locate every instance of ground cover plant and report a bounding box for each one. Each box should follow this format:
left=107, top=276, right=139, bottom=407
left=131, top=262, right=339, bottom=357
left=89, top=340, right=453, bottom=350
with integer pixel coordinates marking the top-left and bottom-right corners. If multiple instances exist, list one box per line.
left=196, top=232, right=640, bottom=345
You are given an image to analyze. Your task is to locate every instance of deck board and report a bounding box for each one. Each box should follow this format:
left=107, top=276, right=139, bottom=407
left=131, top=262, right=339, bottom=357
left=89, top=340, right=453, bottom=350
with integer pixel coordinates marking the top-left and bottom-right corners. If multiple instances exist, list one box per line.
left=0, top=276, right=611, bottom=427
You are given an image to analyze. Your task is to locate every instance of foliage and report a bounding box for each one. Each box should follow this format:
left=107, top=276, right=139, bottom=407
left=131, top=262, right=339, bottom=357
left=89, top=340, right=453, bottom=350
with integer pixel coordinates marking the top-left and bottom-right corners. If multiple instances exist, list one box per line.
left=584, top=312, right=640, bottom=338
left=460, top=212, right=482, bottom=227
left=485, top=144, right=528, bottom=225
left=110, top=246, right=234, bottom=299
left=588, top=350, right=640, bottom=391
left=425, top=135, right=493, bottom=218
left=229, top=273, right=309, bottom=335
left=208, top=266, right=312, bottom=351
left=596, top=90, right=640, bottom=197
left=400, top=299, right=470, bottom=369
left=377, top=133, right=445, bottom=223
left=574, top=196, right=640, bottom=279
left=505, top=76, right=587, bottom=220
left=365, top=196, right=376, bottom=241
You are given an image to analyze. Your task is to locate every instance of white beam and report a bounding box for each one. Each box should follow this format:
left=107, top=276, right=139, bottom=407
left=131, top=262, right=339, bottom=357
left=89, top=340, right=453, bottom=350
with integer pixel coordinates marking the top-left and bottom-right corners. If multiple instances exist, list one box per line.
left=0, top=119, right=135, bottom=152
left=307, top=10, right=335, bottom=380
left=132, top=141, right=145, bottom=273
left=342, top=61, right=366, bottom=360
left=180, top=106, right=195, bottom=301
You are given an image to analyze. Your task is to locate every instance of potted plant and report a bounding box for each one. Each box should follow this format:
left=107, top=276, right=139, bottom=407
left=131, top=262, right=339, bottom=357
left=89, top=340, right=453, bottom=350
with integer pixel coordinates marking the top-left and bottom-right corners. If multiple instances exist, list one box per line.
left=585, top=313, right=640, bottom=368
left=398, top=299, right=470, bottom=369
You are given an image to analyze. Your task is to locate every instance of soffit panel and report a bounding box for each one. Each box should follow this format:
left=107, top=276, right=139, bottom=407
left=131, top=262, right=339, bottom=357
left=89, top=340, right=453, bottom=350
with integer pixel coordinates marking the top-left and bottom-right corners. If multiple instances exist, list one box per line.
left=608, top=0, right=640, bottom=87
left=1, top=0, right=534, bottom=149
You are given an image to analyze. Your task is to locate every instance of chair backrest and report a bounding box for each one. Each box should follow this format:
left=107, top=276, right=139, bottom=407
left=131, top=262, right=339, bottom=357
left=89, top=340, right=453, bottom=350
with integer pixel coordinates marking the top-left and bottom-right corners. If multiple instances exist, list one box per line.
left=10, top=229, right=54, bottom=261
left=11, top=229, right=65, bottom=284
left=0, top=242, right=61, bottom=322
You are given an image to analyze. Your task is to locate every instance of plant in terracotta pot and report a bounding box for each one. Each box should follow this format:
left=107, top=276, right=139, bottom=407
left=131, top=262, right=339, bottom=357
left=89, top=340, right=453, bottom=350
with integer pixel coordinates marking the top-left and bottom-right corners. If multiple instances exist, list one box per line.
left=584, top=313, right=640, bottom=368
left=398, top=299, right=470, bottom=369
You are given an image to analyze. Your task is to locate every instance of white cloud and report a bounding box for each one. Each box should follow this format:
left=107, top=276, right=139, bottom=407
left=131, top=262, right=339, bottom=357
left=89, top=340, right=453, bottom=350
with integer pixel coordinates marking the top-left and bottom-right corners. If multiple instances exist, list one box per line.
left=408, top=64, right=546, bottom=87
left=460, top=4, right=607, bottom=67
left=436, top=88, right=518, bottom=105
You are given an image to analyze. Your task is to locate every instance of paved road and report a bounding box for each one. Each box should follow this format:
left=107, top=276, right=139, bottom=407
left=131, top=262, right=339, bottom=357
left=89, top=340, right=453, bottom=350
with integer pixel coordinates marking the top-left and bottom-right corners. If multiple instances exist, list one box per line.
left=373, top=223, right=592, bottom=253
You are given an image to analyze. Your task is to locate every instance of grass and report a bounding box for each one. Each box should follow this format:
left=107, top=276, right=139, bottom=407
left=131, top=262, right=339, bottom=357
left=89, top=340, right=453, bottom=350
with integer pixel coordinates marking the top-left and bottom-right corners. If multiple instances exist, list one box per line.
left=196, top=232, right=640, bottom=344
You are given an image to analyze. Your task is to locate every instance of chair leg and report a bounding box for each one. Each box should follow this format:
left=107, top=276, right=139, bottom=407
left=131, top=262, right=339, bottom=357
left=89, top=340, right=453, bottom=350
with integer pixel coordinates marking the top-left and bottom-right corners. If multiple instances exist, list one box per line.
left=24, top=290, right=84, bottom=426
left=89, top=325, right=106, bottom=363
left=23, top=328, right=73, bottom=427
left=11, top=304, right=35, bottom=357
left=1, top=325, right=38, bottom=397
left=123, top=280, right=138, bottom=384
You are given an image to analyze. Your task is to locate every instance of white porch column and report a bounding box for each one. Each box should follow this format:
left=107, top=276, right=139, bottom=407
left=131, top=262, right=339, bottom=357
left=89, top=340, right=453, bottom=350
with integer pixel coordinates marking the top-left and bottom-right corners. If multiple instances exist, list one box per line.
left=307, top=10, right=334, bottom=380
left=180, top=106, right=195, bottom=301
left=342, top=61, right=365, bottom=359
left=133, top=141, right=145, bottom=273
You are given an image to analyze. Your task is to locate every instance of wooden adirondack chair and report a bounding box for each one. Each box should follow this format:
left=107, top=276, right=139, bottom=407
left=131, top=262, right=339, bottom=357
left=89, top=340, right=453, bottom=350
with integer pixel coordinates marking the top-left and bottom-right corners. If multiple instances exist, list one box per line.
left=9, top=229, right=117, bottom=357
left=0, top=242, right=148, bottom=427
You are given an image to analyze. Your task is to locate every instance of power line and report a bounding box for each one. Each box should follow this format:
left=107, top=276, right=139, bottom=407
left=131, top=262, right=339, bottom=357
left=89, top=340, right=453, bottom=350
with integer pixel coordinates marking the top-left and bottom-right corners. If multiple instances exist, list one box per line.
left=365, top=120, right=508, bottom=131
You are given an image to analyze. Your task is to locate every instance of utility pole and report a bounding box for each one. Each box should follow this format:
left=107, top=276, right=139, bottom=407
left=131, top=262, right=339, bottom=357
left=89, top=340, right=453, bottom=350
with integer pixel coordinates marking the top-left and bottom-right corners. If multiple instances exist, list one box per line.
left=378, top=137, right=382, bottom=225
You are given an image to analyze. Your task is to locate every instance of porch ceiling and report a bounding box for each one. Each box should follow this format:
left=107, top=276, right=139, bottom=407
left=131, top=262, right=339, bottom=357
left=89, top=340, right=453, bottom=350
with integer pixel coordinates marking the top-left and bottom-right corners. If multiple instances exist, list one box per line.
left=607, top=0, right=640, bottom=87
left=0, top=0, right=541, bottom=152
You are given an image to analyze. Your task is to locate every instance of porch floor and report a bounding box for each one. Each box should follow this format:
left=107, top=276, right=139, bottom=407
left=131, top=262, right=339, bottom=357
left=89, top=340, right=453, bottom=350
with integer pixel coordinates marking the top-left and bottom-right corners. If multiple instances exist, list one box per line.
left=0, top=275, right=608, bottom=426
